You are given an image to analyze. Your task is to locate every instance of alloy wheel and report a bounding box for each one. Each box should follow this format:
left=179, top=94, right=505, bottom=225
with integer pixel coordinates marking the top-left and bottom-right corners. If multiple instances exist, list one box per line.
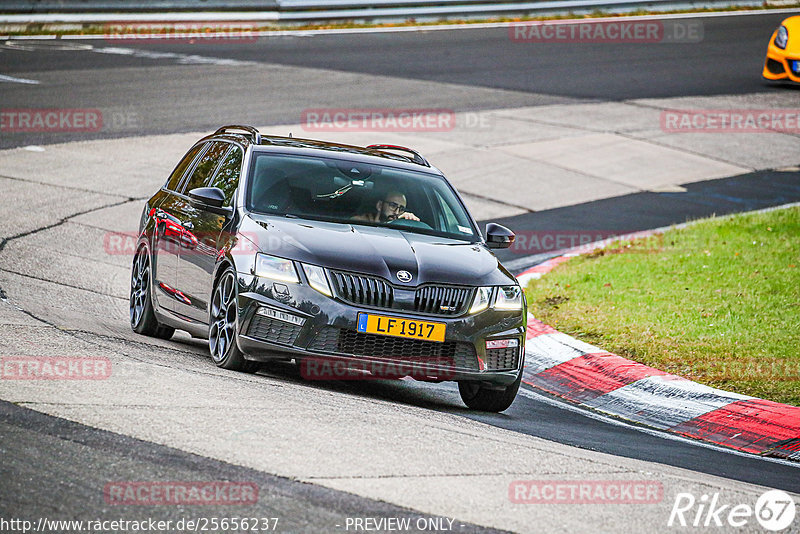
left=130, top=249, right=150, bottom=328
left=209, top=272, right=237, bottom=363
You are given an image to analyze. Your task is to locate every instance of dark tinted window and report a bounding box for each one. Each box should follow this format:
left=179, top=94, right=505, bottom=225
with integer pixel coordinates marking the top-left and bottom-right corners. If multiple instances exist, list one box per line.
left=206, top=145, right=242, bottom=206
left=246, top=153, right=477, bottom=241
left=165, top=143, right=204, bottom=191
left=180, top=141, right=230, bottom=194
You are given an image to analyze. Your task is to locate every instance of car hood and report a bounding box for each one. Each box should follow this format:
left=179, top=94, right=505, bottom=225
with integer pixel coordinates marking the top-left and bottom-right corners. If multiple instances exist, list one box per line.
left=241, top=214, right=515, bottom=287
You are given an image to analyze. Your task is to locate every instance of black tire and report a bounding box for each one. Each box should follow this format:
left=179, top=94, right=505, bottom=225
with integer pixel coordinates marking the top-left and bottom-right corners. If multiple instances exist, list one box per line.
left=130, top=245, right=174, bottom=340
left=458, top=367, right=522, bottom=412
left=209, top=267, right=260, bottom=373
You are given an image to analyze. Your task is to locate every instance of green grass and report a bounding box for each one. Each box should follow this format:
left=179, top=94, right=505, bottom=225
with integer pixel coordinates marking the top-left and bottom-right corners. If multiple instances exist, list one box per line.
left=524, top=207, right=800, bottom=406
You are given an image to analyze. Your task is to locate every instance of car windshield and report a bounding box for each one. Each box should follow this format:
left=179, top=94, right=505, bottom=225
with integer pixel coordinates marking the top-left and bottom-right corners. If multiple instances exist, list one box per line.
left=246, top=152, right=478, bottom=241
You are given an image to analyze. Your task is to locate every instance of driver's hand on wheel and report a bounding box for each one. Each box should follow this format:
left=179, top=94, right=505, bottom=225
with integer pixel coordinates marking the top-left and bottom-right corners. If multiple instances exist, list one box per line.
left=397, top=211, right=420, bottom=221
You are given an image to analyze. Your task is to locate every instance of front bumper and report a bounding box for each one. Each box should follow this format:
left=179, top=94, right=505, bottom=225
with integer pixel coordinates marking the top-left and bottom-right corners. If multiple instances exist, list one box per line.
left=763, top=43, right=800, bottom=83
left=234, top=273, right=526, bottom=386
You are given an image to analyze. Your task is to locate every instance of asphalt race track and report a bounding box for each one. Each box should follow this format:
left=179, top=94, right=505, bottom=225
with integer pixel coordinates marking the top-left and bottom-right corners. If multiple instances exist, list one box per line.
left=1, top=11, right=797, bottom=149
left=1, top=10, right=800, bottom=533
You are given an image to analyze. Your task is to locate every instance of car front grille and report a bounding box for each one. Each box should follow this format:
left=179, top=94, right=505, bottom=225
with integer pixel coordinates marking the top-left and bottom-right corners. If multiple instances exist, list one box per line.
left=329, top=270, right=473, bottom=316
left=414, top=285, right=472, bottom=316
left=307, top=327, right=479, bottom=371
left=247, top=315, right=303, bottom=346
left=329, top=271, right=394, bottom=308
left=484, top=347, right=520, bottom=371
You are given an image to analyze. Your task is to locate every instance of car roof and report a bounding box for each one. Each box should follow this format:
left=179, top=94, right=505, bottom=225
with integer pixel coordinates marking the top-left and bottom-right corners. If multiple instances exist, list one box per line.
left=200, top=127, right=442, bottom=176
left=253, top=140, right=443, bottom=174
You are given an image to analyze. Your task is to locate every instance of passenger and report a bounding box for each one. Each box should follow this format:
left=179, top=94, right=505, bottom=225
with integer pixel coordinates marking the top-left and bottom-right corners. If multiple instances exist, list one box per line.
left=353, top=191, right=420, bottom=223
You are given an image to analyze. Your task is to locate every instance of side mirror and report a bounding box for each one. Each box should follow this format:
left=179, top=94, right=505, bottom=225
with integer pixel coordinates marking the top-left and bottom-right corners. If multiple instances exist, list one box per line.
left=485, top=223, right=515, bottom=249
left=187, top=187, right=232, bottom=216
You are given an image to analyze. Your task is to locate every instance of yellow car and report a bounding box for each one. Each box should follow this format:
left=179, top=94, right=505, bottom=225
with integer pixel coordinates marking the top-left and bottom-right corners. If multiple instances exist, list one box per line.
left=763, top=15, right=800, bottom=83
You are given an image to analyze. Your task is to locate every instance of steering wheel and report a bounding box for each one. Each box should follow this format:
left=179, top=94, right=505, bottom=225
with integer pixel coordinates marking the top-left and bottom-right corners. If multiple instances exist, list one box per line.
left=388, top=218, right=433, bottom=230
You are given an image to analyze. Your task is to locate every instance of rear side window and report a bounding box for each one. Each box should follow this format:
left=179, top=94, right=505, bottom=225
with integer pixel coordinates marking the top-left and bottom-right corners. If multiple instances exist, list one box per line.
left=165, top=143, right=204, bottom=191
left=180, top=141, right=230, bottom=194
left=206, top=145, right=243, bottom=206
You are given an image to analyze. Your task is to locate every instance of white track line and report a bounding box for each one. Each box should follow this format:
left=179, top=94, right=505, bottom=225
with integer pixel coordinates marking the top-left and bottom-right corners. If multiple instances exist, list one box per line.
left=0, top=74, right=40, bottom=84
left=91, top=46, right=256, bottom=66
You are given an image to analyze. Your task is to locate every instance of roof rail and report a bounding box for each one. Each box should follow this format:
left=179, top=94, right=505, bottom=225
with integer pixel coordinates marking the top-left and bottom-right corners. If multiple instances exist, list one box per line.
left=214, top=125, right=262, bottom=145
left=366, top=144, right=430, bottom=167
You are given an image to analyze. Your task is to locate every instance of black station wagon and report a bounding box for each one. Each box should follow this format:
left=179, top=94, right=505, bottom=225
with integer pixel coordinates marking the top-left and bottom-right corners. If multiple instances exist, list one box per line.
left=131, top=125, right=526, bottom=411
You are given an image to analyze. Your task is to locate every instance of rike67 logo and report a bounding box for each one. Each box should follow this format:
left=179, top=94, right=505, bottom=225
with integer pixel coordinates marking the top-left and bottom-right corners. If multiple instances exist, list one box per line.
left=668, top=490, right=796, bottom=531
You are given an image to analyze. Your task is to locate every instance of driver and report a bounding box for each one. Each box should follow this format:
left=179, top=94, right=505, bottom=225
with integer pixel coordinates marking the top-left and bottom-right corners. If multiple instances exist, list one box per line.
left=353, top=191, right=420, bottom=223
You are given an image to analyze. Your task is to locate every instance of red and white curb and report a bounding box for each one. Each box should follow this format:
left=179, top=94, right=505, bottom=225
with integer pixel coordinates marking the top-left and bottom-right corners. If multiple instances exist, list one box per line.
left=515, top=232, right=800, bottom=459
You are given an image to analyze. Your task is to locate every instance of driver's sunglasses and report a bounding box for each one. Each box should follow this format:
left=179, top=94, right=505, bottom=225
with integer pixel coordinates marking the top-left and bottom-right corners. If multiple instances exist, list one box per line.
left=383, top=201, right=406, bottom=213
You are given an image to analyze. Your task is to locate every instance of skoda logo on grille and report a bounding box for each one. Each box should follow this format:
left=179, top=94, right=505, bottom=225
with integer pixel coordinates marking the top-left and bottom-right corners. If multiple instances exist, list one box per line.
left=396, top=270, right=413, bottom=283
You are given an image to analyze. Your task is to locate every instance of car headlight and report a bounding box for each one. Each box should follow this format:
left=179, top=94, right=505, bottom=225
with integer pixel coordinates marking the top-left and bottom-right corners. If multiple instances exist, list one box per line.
left=301, top=263, right=332, bottom=297
left=494, top=286, right=523, bottom=310
left=775, top=25, right=788, bottom=49
left=254, top=253, right=299, bottom=283
left=469, top=287, right=492, bottom=314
